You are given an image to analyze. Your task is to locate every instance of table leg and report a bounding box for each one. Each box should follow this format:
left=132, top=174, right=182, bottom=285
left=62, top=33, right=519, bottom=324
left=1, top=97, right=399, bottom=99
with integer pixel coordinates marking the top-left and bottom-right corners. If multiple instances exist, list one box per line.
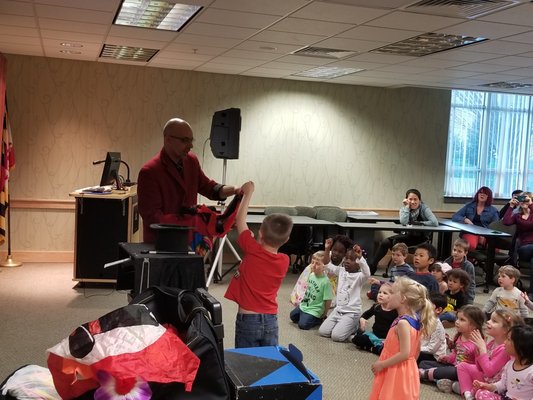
left=484, top=238, right=497, bottom=293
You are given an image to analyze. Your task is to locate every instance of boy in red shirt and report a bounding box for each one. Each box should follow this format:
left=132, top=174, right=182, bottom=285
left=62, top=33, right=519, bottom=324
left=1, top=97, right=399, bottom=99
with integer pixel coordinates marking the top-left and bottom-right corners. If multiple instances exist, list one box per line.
left=224, top=181, right=293, bottom=348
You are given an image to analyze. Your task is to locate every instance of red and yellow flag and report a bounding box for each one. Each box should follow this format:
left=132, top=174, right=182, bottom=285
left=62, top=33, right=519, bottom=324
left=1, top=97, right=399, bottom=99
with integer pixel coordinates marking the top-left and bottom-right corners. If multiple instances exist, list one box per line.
left=0, top=111, right=15, bottom=245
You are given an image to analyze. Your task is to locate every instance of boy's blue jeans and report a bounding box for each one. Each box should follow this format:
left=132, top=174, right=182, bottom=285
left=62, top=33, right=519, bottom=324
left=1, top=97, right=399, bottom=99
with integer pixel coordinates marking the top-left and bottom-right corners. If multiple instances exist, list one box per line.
left=235, top=313, right=278, bottom=348
left=289, top=306, right=323, bottom=330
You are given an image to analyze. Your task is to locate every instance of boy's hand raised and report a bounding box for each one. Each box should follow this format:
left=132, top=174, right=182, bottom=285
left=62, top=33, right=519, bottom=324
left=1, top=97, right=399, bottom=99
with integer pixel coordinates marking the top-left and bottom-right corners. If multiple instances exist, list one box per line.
left=325, top=238, right=333, bottom=250
left=353, top=244, right=363, bottom=259
left=240, top=181, right=254, bottom=195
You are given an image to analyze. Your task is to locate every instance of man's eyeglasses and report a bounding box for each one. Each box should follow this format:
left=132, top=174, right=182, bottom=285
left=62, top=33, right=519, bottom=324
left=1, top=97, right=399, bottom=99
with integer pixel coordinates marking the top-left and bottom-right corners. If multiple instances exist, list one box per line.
left=168, top=135, right=194, bottom=144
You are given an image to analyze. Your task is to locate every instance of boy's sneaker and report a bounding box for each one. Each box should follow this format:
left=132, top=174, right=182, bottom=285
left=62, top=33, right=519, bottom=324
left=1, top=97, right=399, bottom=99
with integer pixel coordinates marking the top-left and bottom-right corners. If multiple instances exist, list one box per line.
left=436, top=379, right=453, bottom=393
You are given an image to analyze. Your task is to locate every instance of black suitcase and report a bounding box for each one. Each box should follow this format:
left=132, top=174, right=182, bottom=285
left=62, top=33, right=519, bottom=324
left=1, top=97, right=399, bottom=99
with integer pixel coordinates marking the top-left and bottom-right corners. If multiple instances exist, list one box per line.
left=132, top=286, right=230, bottom=400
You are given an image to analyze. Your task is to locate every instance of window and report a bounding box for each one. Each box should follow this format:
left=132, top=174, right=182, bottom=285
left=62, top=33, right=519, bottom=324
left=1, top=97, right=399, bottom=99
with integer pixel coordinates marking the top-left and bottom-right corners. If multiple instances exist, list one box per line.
left=445, top=90, right=533, bottom=198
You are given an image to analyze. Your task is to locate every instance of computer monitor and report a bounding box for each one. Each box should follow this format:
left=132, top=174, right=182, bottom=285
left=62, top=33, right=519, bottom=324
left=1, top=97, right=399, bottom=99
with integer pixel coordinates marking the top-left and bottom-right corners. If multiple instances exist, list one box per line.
left=99, top=152, right=122, bottom=189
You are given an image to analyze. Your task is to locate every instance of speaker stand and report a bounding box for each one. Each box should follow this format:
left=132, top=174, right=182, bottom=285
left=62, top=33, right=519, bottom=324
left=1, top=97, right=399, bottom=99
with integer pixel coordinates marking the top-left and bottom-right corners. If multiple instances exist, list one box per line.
left=205, top=159, right=242, bottom=287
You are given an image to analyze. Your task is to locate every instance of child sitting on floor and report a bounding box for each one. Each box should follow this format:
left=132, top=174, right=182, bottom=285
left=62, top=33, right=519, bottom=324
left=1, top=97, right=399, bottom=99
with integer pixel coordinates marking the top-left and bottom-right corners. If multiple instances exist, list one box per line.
left=290, top=254, right=333, bottom=330
left=319, top=238, right=370, bottom=342
left=418, top=292, right=448, bottom=364
left=353, top=282, right=397, bottom=355
left=367, top=242, right=412, bottom=301
left=429, top=262, right=452, bottom=294
left=406, top=243, right=439, bottom=294
left=482, top=265, right=529, bottom=319
left=290, top=251, right=325, bottom=306
left=473, top=324, right=533, bottom=399
left=419, top=305, right=485, bottom=386
left=440, top=269, right=470, bottom=328
left=443, top=238, right=476, bottom=304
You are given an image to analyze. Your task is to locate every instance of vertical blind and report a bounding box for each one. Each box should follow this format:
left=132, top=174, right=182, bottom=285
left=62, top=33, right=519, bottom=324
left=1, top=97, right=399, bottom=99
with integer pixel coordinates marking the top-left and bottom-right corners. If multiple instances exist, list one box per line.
left=445, top=90, right=533, bottom=198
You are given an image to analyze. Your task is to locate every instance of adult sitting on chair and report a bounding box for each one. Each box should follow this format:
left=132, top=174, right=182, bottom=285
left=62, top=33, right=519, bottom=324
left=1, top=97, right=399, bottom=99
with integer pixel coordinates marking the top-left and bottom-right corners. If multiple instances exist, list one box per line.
left=451, top=186, right=500, bottom=251
left=138, top=117, right=240, bottom=243
left=369, top=188, right=438, bottom=275
left=502, top=191, right=533, bottom=301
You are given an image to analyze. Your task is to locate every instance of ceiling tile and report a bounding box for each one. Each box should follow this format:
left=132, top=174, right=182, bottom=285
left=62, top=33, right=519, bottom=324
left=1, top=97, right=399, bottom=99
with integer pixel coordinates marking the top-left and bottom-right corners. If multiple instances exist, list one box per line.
left=0, top=0, right=35, bottom=16
left=209, top=56, right=266, bottom=67
left=501, top=30, right=533, bottom=45
left=35, top=4, right=114, bottom=24
left=315, top=37, right=386, bottom=52
left=108, top=26, right=178, bottom=42
left=196, top=8, right=280, bottom=29
left=222, top=49, right=282, bottom=61
left=234, top=40, right=302, bottom=54
left=195, top=63, right=251, bottom=74
left=38, top=18, right=108, bottom=35
left=468, top=40, right=533, bottom=55
left=450, top=62, right=515, bottom=73
left=0, top=25, right=39, bottom=38
left=183, top=22, right=259, bottom=39
left=0, top=14, right=36, bottom=28
left=480, top=3, right=533, bottom=28
left=251, top=30, right=325, bottom=46
left=209, top=0, right=309, bottom=16
left=366, top=11, right=465, bottom=32
left=41, top=29, right=105, bottom=44
left=269, top=17, right=354, bottom=36
left=291, top=2, right=391, bottom=24
left=338, top=26, right=421, bottom=43
left=164, top=43, right=227, bottom=56
left=173, top=33, right=242, bottom=48
left=34, top=0, right=121, bottom=12
left=105, top=36, right=167, bottom=49
left=435, top=20, right=531, bottom=40
left=485, top=55, right=533, bottom=68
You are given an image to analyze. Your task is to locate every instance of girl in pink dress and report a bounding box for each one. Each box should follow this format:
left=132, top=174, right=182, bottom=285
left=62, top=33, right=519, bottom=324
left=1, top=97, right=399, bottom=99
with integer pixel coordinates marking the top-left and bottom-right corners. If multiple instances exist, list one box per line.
left=453, top=310, right=523, bottom=399
left=473, top=324, right=533, bottom=399
left=369, top=276, right=437, bottom=400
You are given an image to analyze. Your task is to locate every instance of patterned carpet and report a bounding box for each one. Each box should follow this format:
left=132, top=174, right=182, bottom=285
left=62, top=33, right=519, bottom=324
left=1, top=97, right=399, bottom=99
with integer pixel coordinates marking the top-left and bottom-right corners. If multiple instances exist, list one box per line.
left=0, top=261, right=504, bottom=400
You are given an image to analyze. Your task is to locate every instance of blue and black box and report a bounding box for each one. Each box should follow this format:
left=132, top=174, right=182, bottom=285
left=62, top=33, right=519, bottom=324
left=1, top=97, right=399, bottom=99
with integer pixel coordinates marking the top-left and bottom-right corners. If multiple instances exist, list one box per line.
left=225, top=345, right=322, bottom=400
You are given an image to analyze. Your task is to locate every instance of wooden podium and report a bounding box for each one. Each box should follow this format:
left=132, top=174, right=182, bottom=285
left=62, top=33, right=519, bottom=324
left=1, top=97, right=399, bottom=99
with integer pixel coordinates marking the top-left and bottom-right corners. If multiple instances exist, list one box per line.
left=70, top=186, right=140, bottom=283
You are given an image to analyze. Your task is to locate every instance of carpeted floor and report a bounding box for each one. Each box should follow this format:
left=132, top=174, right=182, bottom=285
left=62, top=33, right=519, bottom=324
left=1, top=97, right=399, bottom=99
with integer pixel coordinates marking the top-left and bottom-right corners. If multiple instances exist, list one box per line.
left=0, top=262, right=510, bottom=399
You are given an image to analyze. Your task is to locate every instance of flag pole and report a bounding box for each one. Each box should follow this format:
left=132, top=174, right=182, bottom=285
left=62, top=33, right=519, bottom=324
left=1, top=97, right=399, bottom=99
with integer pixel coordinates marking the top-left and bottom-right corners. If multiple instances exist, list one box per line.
left=0, top=194, right=21, bottom=268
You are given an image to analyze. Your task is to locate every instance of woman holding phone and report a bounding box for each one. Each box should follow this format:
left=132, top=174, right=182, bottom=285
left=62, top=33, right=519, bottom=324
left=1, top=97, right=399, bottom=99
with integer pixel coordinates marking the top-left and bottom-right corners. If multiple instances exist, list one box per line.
left=502, top=191, right=533, bottom=300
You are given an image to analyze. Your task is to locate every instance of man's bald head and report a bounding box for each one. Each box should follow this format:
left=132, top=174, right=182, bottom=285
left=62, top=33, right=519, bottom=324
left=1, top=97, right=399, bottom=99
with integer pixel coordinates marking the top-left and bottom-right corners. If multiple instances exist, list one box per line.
left=162, top=118, right=194, bottom=162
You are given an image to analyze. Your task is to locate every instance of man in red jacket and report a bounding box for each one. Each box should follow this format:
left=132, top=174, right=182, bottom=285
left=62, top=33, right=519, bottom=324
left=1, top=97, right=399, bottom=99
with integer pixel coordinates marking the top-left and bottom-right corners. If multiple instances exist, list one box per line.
left=138, top=118, right=239, bottom=243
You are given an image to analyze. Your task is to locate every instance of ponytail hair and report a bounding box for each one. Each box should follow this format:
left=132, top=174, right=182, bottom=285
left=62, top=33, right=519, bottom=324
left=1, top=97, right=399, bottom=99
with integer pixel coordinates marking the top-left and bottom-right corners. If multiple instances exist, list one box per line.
left=394, top=277, right=437, bottom=338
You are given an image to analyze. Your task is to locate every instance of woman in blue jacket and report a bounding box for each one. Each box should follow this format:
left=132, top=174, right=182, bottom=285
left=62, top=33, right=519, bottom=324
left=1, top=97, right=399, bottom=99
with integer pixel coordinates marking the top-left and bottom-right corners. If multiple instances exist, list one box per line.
left=452, top=186, right=500, bottom=251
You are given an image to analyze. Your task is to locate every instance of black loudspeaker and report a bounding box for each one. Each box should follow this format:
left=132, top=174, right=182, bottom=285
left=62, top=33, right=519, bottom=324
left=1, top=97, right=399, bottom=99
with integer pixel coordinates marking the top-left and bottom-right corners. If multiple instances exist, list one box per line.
left=210, top=108, right=241, bottom=159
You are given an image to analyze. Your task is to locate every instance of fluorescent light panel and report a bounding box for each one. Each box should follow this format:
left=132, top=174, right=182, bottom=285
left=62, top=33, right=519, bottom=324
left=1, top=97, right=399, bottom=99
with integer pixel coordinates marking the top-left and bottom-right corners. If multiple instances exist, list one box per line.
left=480, top=81, right=533, bottom=89
left=115, top=0, right=202, bottom=31
left=292, top=66, right=364, bottom=79
left=100, top=44, right=159, bottom=62
left=372, top=32, right=487, bottom=57
left=293, top=47, right=358, bottom=59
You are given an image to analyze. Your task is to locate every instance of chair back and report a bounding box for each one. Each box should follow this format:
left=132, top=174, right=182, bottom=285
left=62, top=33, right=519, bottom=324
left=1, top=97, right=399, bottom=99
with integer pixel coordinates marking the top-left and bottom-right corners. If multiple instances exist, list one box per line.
left=295, top=206, right=317, bottom=218
left=315, top=206, right=347, bottom=222
left=264, top=206, right=297, bottom=216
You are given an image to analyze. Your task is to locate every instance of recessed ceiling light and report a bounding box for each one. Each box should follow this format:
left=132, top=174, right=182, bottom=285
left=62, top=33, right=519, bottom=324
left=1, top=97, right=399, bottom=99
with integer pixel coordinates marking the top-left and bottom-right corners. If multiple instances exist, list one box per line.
left=371, top=32, right=487, bottom=57
left=480, top=81, right=533, bottom=89
left=114, top=0, right=202, bottom=31
left=292, top=66, right=364, bottom=79
left=100, top=44, right=159, bottom=62
left=60, top=42, right=83, bottom=48
left=293, top=47, right=357, bottom=59
left=60, top=50, right=82, bottom=55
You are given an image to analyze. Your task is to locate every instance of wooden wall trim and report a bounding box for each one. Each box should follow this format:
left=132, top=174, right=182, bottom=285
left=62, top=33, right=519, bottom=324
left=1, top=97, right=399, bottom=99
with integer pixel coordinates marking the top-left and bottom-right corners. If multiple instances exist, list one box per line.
left=0, top=251, right=73, bottom=263
left=11, top=198, right=75, bottom=210
left=10, top=199, right=455, bottom=218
